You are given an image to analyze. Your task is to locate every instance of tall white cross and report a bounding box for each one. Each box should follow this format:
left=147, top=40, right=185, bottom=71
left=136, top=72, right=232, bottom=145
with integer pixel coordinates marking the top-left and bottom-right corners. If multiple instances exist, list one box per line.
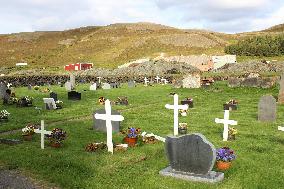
left=94, top=99, right=124, bottom=154
left=278, top=126, right=284, bottom=131
left=215, top=110, right=237, bottom=141
left=161, top=78, right=168, bottom=85
left=34, top=120, right=52, bottom=149
left=97, top=77, right=102, bottom=83
left=165, top=94, right=188, bottom=136
left=155, top=76, right=160, bottom=83
left=144, top=77, right=149, bottom=86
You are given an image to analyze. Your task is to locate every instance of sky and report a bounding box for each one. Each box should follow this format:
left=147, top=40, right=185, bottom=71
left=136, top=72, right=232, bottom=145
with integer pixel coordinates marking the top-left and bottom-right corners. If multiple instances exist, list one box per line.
left=1, top=0, right=284, bottom=34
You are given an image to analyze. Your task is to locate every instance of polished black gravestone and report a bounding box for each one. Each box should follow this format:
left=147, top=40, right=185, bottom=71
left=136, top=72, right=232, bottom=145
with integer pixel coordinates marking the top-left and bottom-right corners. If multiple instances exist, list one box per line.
left=68, top=91, right=81, bottom=100
left=160, top=134, right=223, bottom=183
left=50, top=92, right=58, bottom=102
left=93, top=109, right=121, bottom=133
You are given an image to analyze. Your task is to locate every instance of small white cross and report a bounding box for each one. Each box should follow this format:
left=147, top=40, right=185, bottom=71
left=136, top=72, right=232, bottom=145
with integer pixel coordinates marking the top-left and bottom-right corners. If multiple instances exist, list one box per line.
left=144, top=77, right=149, bottom=86
left=97, top=77, right=102, bottom=83
left=94, top=99, right=124, bottom=154
left=278, top=126, right=284, bottom=131
left=34, top=120, right=52, bottom=149
left=155, top=76, right=160, bottom=83
left=161, top=78, right=168, bottom=85
left=165, top=94, right=188, bottom=136
left=215, top=110, right=237, bottom=141
left=7, top=83, right=12, bottom=88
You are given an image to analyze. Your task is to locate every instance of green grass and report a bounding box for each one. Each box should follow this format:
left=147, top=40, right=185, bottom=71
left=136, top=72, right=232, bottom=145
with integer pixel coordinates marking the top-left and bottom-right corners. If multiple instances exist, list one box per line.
left=0, top=82, right=284, bottom=188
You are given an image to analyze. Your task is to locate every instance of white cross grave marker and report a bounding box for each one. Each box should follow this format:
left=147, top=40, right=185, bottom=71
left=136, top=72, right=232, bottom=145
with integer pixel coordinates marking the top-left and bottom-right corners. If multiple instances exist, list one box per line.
left=215, top=110, right=237, bottom=141
left=278, top=126, right=284, bottom=131
left=161, top=78, right=168, bottom=85
left=7, top=83, right=12, bottom=88
left=94, top=99, right=124, bottom=154
left=165, top=94, right=188, bottom=136
left=34, top=120, right=52, bottom=149
left=155, top=76, right=160, bottom=83
left=144, top=77, right=149, bottom=86
left=97, top=77, right=102, bottom=83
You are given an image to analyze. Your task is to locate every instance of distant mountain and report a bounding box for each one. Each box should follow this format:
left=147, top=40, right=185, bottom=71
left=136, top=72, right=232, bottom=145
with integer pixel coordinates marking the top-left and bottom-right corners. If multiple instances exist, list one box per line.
left=0, top=22, right=282, bottom=69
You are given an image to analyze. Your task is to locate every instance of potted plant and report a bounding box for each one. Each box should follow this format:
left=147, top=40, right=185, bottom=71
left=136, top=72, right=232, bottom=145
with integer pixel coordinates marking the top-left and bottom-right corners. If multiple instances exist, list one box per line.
left=46, top=128, right=67, bottom=148
left=22, top=124, right=37, bottom=141
left=224, top=99, right=238, bottom=111
left=216, top=147, right=236, bottom=171
left=178, top=123, right=188, bottom=134
left=123, top=127, right=140, bottom=147
left=228, top=127, right=238, bottom=140
left=0, top=110, right=10, bottom=122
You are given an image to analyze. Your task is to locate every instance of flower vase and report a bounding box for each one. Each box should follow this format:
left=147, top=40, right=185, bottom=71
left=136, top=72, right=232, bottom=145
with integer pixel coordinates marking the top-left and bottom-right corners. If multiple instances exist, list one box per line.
left=216, top=161, right=232, bottom=171
left=178, top=128, right=187, bottom=135
left=124, top=137, right=137, bottom=147
left=50, top=142, right=61, bottom=148
left=23, top=134, right=33, bottom=141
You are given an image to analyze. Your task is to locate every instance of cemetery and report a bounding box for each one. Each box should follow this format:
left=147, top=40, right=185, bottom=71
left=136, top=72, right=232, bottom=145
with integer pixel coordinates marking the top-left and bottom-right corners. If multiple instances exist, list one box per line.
left=0, top=78, right=283, bottom=188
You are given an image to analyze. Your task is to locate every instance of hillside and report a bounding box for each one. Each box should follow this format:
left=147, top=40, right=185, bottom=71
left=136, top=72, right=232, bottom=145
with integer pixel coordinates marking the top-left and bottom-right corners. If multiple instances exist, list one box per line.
left=1, top=22, right=284, bottom=70
left=262, top=23, right=284, bottom=33
left=0, top=22, right=230, bottom=69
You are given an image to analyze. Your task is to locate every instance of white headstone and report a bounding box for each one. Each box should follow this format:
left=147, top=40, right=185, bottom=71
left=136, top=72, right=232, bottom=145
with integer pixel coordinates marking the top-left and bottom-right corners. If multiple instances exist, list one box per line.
left=90, top=83, right=97, bottom=91
left=97, top=77, right=102, bottom=83
left=155, top=76, right=161, bottom=83
left=161, top=78, right=168, bottom=85
left=65, top=81, right=72, bottom=91
left=215, top=110, right=238, bottom=141
left=34, top=120, right=52, bottom=149
left=165, top=94, right=188, bottom=136
left=43, top=98, right=57, bottom=110
left=94, top=100, right=124, bottom=154
left=102, top=83, right=111, bottom=90
left=144, top=77, right=149, bottom=86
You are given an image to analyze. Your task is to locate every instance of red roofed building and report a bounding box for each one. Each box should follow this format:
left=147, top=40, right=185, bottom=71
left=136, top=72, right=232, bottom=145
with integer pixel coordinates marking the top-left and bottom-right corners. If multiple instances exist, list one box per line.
left=64, top=63, right=93, bottom=71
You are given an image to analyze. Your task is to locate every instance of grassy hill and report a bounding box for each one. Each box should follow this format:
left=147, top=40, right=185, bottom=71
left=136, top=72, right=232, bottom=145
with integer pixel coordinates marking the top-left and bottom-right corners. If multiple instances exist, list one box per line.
left=0, top=22, right=283, bottom=70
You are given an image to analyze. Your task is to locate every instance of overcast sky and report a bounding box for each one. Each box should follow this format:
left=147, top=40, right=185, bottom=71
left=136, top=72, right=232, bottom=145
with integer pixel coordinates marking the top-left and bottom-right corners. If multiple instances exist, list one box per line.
left=1, top=0, right=284, bottom=34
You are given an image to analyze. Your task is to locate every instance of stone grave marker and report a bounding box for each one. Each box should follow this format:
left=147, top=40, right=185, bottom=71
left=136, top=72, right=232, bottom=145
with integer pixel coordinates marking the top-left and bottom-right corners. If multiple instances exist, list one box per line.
left=50, top=92, right=58, bottom=102
left=110, top=82, right=119, bottom=89
left=90, top=83, right=97, bottom=91
left=94, top=100, right=124, bottom=154
left=160, top=134, right=224, bottom=183
left=27, top=85, right=32, bottom=90
left=65, top=81, right=72, bottom=91
left=97, top=77, right=102, bottom=83
left=68, top=91, right=81, bottom=100
left=128, top=80, right=135, bottom=88
left=70, top=73, right=75, bottom=89
left=34, top=120, right=52, bottom=149
left=43, top=98, right=57, bottom=110
left=0, top=82, right=7, bottom=99
left=278, top=73, right=284, bottom=104
left=215, top=110, right=237, bottom=141
left=102, top=83, right=111, bottom=90
left=258, top=95, right=276, bottom=122
left=144, top=77, right=149, bottom=86
left=93, top=109, right=122, bottom=133
left=161, top=78, right=169, bottom=85
left=165, top=94, right=188, bottom=136
left=155, top=76, right=160, bottom=83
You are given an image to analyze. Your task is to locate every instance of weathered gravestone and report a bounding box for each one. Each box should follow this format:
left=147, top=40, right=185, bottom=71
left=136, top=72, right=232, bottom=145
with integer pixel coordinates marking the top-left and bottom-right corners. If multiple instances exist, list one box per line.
left=65, top=81, right=72, bottom=91
left=27, top=84, right=32, bottom=90
left=50, top=92, right=58, bottom=102
left=89, top=83, right=97, bottom=91
left=102, top=83, right=111, bottom=90
left=93, top=109, right=122, bottom=133
left=68, top=91, right=81, bottom=100
left=258, top=95, right=276, bottom=122
left=128, top=80, right=135, bottom=88
left=110, top=82, right=119, bottom=89
left=278, top=74, right=284, bottom=104
left=0, top=82, right=7, bottom=99
left=160, top=134, right=224, bottom=183
left=43, top=98, right=57, bottom=110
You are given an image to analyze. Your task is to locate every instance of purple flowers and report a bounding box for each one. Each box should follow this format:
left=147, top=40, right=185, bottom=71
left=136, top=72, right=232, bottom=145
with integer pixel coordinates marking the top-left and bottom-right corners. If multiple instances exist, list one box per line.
left=216, top=147, right=236, bottom=162
left=127, top=127, right=138, bottom=138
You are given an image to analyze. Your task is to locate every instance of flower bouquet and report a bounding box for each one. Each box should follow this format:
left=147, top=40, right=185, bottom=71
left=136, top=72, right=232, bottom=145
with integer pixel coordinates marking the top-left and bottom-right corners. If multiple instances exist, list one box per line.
left=17, top=96, right=33, bottom=107
left=123, top=127, right=140, bottom=147
left=216, top=147, right=236, bottom=171
left=228, top=127, right=238, bottom=140
left=55, top=100, right=63, bottom=109
left=22, top=124, right=37, bottom=140
left=0, top=110, right=10, bottom=121
left=46, top=128, right=67, bottom=147
left=178, top=123, right=188, bottom=134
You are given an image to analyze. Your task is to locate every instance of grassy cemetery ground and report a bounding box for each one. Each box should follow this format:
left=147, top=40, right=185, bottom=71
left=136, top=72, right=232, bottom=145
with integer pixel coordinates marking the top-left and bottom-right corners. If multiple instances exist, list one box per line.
left=0, top=82, right=284, bottom=188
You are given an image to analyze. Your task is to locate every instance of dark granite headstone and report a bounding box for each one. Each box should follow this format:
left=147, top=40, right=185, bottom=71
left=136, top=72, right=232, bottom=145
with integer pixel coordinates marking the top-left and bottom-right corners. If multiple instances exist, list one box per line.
left=93, top=109, right=121, bottom=133
left=258, top=95, right=276, bottom=122
left=50, top=92, right=58, bottom=102
left=160, top=134, right=223, bottom=183
left=68, top=91, right=81, bottom=100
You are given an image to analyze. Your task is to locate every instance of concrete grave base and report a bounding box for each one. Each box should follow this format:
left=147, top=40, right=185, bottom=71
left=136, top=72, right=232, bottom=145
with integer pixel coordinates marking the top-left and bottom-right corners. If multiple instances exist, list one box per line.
left=159, top=166, right=224, bottom=183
